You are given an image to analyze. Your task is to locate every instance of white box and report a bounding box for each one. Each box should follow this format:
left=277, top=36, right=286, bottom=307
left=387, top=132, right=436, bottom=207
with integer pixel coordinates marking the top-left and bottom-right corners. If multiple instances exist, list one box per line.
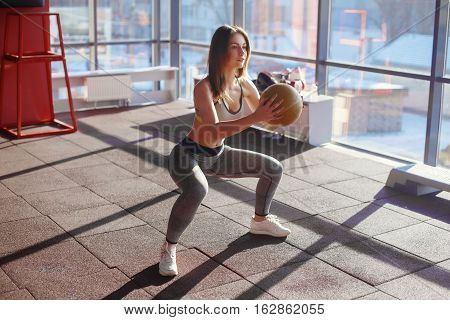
left=305, top=95, right=334, bottom=146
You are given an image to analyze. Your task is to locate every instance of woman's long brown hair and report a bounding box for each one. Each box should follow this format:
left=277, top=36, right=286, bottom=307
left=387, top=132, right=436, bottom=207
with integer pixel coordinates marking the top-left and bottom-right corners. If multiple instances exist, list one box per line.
left=208, top=25, right=251, bottom=101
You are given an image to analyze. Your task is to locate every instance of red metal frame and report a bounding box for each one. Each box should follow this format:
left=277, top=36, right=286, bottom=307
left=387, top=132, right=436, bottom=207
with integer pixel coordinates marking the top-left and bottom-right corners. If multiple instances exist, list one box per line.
left=0, top=12, right=77, bottom=138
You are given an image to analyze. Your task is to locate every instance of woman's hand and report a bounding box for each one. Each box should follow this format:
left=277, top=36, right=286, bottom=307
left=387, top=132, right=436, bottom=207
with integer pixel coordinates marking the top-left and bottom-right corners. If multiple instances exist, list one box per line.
left=251, top=94, right=284, bottom=123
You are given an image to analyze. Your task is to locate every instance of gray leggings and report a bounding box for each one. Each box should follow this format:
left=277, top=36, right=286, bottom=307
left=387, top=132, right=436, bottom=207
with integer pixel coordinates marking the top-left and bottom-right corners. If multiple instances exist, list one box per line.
left=165, top=140, right=283, bottom=244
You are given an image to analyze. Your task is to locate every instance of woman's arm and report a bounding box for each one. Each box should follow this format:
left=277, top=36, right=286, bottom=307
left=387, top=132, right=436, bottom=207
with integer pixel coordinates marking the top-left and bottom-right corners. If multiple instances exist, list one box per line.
left=194, top=79, right=281, bottom=145
left=241, top=76, right=261, bottom=113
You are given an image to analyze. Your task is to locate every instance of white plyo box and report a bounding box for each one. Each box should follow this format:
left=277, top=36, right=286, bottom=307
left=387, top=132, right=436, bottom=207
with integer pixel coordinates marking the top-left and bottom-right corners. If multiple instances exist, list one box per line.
left=304, top=95, right=334, bottom=146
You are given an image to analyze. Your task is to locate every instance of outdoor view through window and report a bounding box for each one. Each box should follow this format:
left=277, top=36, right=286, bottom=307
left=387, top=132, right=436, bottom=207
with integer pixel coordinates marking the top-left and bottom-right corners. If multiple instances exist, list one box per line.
left=49, top=0, right=449, bottom=169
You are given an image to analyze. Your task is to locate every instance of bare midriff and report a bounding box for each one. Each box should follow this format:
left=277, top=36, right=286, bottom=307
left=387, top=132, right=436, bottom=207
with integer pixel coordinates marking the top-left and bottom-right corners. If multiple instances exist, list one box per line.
left=186, top=121, right=224, bottom=148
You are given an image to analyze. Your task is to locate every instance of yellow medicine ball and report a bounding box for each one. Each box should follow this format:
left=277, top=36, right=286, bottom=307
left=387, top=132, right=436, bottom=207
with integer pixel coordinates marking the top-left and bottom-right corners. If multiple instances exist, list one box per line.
left=259, top=83, right=303, bottom=128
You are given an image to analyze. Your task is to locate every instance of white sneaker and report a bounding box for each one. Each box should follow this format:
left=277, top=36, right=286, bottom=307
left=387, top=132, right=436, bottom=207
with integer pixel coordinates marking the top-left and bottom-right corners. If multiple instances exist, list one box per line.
left=250, top=214, right=291, bottom=237
left=159, top=241, right=178, bottom=276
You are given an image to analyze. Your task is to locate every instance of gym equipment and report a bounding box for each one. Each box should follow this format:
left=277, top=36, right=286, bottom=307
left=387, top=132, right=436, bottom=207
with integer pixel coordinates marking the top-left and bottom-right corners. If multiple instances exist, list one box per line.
left=259, top=83, right=303, bottom=128
left=386, top=163, right=450, bottom=195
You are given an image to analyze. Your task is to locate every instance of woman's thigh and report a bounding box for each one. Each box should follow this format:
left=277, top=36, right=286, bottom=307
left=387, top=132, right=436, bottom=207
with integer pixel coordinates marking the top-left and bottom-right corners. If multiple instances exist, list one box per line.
left=169, top=144, right=209, bottom=192
left=206, top=145, right=283, bottom=178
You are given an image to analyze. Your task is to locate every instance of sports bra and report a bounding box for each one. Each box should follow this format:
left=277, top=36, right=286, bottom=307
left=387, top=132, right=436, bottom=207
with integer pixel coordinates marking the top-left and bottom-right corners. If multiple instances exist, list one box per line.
left=194, top=77, right=245, bottom=124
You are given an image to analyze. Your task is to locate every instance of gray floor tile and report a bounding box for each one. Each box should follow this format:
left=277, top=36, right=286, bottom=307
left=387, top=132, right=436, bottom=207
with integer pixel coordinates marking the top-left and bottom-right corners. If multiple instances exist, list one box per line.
left=87, top=177, right=168, bottom=208
left=0, top=216, right=66, bottom=255
left=118, top=106, right=173, bottom=124
left=285, top=163, right=359, bottom=186
left=434, top=191, right=450, bottom=201
left=17, top=137, right=89, bottom=164
left=51, top=154, right=110, bottom=170
left=275, top=187, right=361, bottom=215
left=77, top=225, right=171, bottom=268
left=0, top=158, right=46, bottom=178
left=49, top=204, right=146, bottom=238
left=0, top=140, right=12, bottom=147
left=197, top=235, right=311, bottom=277
left=322, top=177, right=399, bottom=202
left=368, top=172, right=390, bottom=184
left=0, top=196, right=41, bottom=224
left=60, top=163, right=136, bottom=186
left=132, top=191, right=210, bottom=226
left=61, top=131, right=131, bottom=151
left=316, top=239, right=432, bottom=286
left=374, top=223, right=450, bottom=263
left=181, top=279, right=275, bottom=300
left=247, top=258, right=376, bottom=299
left=425, top=214, right=450, bottom=232
left=137, top=136, right=177, bottom=157
left=97, top=146, right=169, bottom=180
left=122, top=248, right=242, bottom=299
left=231, top=173, right=315, bottom=194
left=2, top=169, right=78, bottom=195
left=376, top=260, right=450, bottom=299
left=212, top=199, right=311, bottom=228
left=23, top=187, right=110, bottom=215
left=320, top=203, right=421, bottom=237
left=27, top=268, right=150, bottom=300
left=0, top=183, right=15, bottom=199
left=202, top=181, right=256, bottom=208
left=284, top=215, right=367, bottom=254
left=289, top=147, right=355, bottom=166
left=142, top=166, right=179, bottom=190
left=0, top=268, right=17, bottom=294
left=0, top=145, right=37, bottom=163
left=0, top=289, right=34, bottom=300
left=279, top=154, right=317, bottom=170
left=328, top=158, right=394, bottom=177
left=374, top=194, right=450, bottom=221
left=1, top=239, right=107, bottom=288
left=356, top=291, right=398, bottom=300
left=150, top=210, right=249, bottom=248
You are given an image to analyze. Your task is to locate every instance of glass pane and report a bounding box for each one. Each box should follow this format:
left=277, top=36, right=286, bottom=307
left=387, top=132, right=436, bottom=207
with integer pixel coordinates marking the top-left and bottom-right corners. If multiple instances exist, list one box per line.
left=98, top=43, right=151, bottom=69
left=52, top=46, right=91, bottom=73
left=161, top=0, right=170, bottom=39
left=439, top=85, right=450, bottom=169
left=180, top=0, right=232, bottom=42
left=446, top=6, right=450, bottom=76
left=180, top=45, right=208, bottom=99
left=160, top=43, right=170, bottom=66
left=329, top=0, right=435, bottom=74
left=248, top=55, right=316, bottom=87
left=245, top=0, right=318, bottom=58
left=97, top=0, right=152, bottom=41
left=50, top=0, right=89, bottom=43
left=328, top=67, right=429, bottom=161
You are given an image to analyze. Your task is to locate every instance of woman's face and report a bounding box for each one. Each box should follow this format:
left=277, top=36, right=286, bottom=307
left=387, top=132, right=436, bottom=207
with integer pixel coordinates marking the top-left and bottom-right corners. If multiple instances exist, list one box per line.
left=225, top=32, right=247, bottom=70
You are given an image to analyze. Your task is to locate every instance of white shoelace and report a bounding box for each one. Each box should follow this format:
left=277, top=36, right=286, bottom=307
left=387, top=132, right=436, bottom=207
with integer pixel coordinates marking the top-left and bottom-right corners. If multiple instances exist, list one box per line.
left=265, top=214, right=281, bottom=224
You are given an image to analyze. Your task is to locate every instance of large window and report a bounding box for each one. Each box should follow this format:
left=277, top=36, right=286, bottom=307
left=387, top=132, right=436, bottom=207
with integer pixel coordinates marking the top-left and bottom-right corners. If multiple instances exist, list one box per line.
left=329, top=0, right=435, bottom=74
left=180, top=45, right=208, bottom=99
left=97, top=0, right=152, bottom=41
left=439, top=86, right=450, bottom=169
left=245, top=0, right=318, bottom=58
left=50, top=0, right=89, bottom=44
left=51, top=0, right=152, bottom=72
left=51, top=0, right=450, bottom=168
left=329, top=67, right=429, bottom=162
left=180, top=0, right=232, bottom=43
left=97, top=43, right=151, bottom=69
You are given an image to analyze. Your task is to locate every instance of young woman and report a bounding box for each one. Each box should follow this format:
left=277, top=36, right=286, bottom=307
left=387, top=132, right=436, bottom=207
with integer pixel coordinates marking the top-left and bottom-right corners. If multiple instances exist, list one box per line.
left=160, top=25, right=291, bottom=276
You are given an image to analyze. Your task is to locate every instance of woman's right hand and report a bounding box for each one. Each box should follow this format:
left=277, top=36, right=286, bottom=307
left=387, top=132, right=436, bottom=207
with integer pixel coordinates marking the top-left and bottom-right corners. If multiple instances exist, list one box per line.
left=252, top=94, right=284, bottom=123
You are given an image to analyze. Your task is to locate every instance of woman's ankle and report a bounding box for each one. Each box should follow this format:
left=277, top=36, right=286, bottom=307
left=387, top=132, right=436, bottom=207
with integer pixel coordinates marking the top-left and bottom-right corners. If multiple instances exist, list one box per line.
left=165, top=239, right=178, bottom=248
left=253, top=214, right=267, bottom=222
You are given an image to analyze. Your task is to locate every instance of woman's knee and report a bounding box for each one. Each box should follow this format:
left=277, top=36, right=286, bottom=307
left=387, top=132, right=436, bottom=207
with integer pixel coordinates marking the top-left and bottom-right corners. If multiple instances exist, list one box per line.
left=181, top=178, right=209, bottom=202
left=265, top=157, right=284, bottom=177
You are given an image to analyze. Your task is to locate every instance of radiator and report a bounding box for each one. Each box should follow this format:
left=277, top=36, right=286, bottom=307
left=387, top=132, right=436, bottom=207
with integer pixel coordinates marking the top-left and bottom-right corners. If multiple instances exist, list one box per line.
left=84, top=74, right=132, bottom=102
